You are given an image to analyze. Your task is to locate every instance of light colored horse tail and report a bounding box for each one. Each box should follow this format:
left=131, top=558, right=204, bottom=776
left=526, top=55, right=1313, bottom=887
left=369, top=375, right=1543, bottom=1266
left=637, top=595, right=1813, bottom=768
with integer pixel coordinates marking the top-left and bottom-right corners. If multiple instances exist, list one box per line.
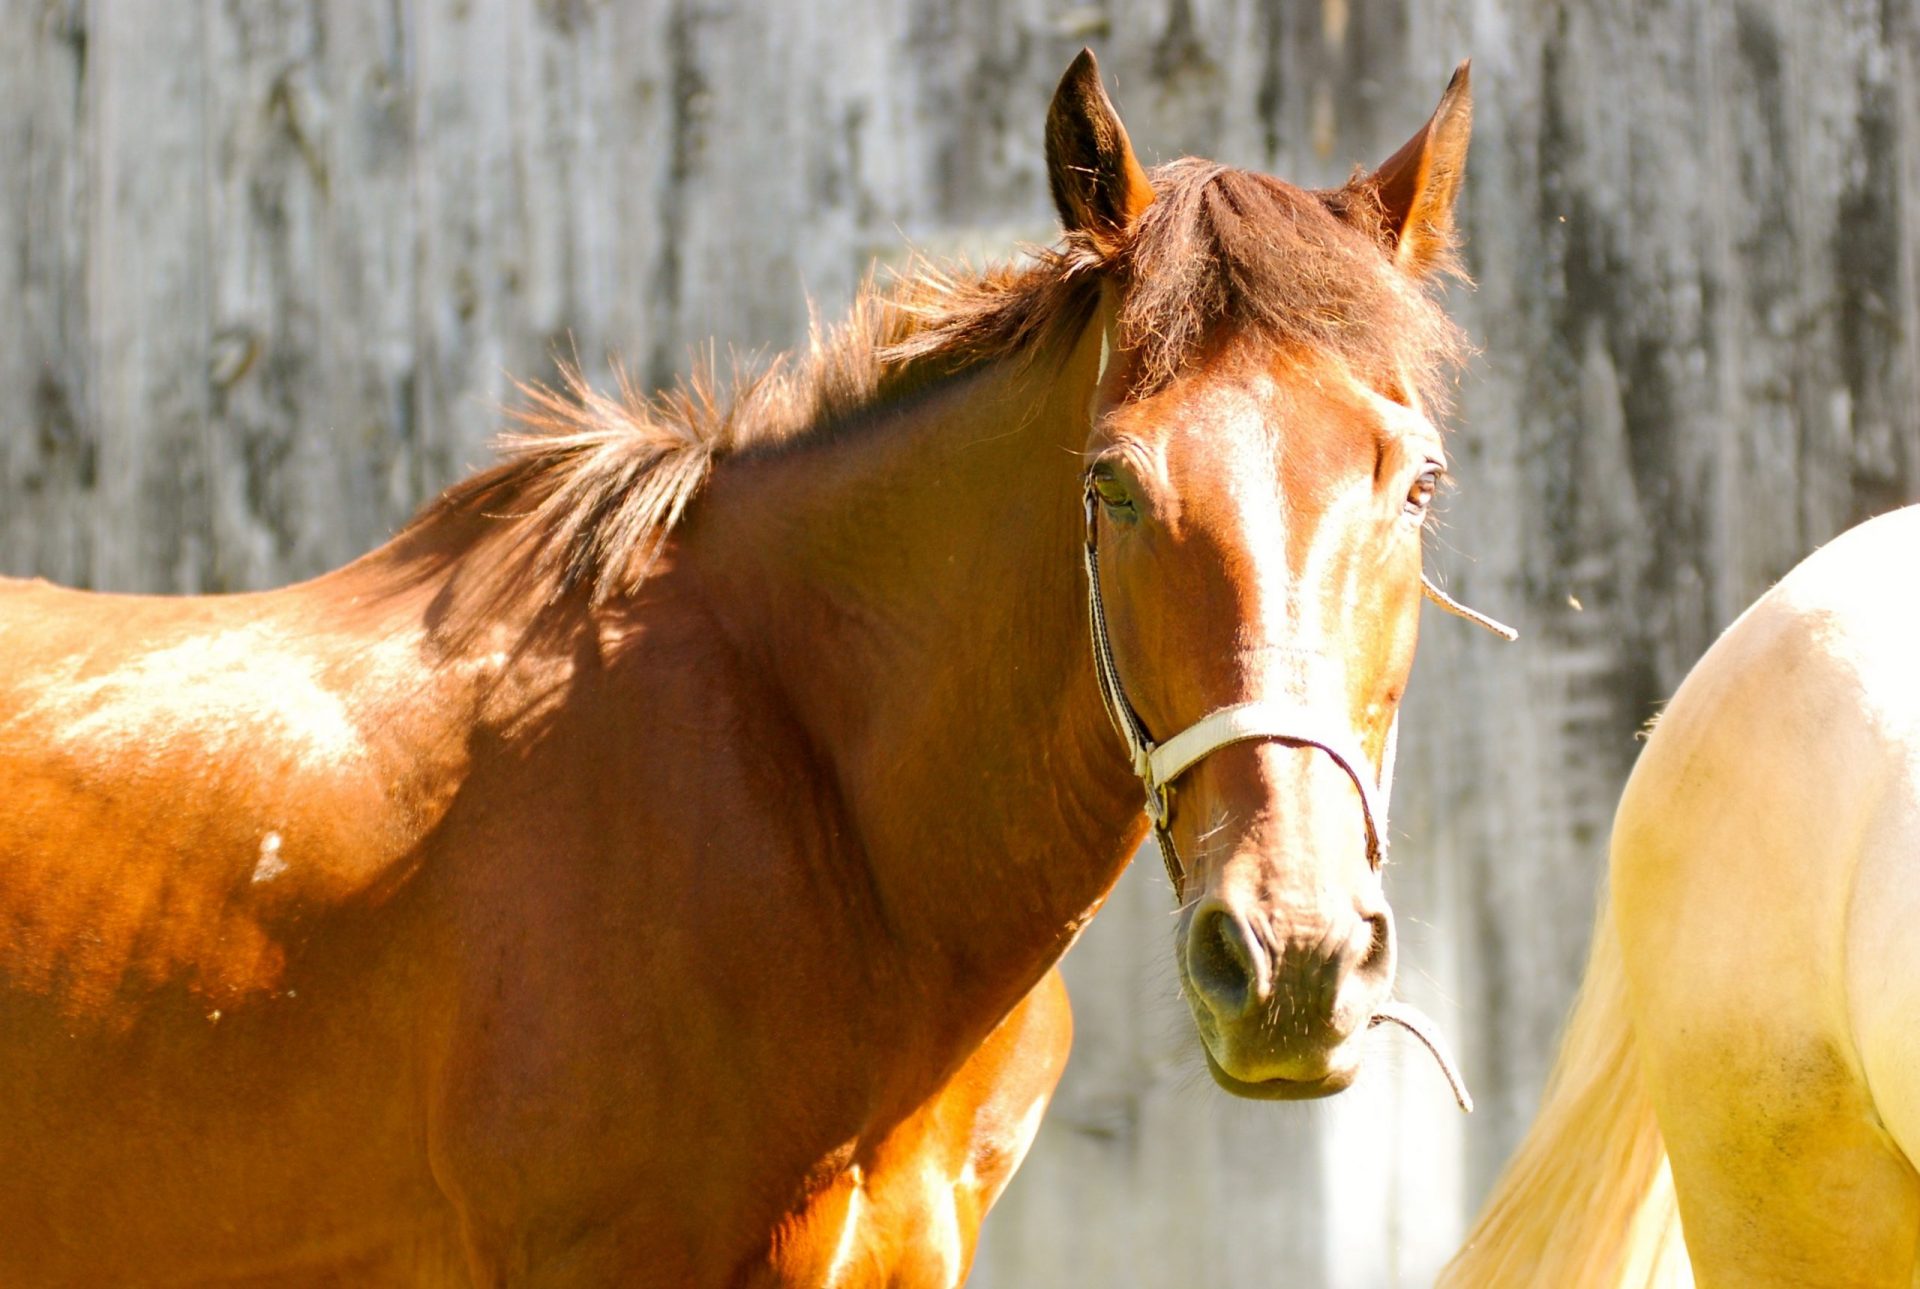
left=1437, top=892, right=1690, bottom=1288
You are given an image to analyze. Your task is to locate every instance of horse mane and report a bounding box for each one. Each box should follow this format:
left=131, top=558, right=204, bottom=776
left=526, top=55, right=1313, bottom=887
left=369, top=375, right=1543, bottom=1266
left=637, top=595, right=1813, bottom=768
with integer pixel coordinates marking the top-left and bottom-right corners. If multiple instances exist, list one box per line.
left=414, top=159, right=1468, bottom=606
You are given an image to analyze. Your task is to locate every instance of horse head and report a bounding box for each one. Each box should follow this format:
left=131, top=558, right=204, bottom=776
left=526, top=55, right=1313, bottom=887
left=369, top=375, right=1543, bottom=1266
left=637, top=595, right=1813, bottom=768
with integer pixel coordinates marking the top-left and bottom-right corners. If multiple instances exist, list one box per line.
left=1052, top=51, right=1493, bottom=1100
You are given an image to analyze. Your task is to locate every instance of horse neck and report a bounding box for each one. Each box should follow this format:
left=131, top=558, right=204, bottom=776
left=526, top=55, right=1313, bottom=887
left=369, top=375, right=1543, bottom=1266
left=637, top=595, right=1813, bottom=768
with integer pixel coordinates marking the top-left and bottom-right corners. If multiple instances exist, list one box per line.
left=692, top=319, right=1148, bottom=1019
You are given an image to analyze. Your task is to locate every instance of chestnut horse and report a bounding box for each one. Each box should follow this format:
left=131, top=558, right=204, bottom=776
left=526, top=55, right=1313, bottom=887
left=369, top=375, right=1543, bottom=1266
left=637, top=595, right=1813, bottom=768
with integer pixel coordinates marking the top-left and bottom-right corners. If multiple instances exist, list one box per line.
left=1441, top=505, right=1920, bottom=1288
left=0, top=53, right=1489, bottom=1286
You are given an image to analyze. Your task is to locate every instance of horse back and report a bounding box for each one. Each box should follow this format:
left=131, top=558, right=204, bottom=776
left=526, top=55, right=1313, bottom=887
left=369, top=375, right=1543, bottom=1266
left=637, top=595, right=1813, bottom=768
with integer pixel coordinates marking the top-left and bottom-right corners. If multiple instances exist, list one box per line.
left=0, top=575, right=469, bottom=1014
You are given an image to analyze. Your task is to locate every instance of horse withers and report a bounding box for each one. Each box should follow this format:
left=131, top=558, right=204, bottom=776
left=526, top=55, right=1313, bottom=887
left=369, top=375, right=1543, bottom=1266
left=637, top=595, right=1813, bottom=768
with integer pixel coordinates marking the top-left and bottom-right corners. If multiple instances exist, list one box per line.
left=0, top=52, right=1485, bottom=1285
left=1441, top=504, right=1920, bottom=1288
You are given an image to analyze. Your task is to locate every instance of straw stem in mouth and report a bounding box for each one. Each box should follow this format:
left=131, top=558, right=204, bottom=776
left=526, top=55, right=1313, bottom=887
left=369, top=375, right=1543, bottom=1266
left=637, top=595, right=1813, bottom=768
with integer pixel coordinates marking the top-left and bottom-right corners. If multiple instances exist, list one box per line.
left=1370, top=999, right=1474, bottom=1113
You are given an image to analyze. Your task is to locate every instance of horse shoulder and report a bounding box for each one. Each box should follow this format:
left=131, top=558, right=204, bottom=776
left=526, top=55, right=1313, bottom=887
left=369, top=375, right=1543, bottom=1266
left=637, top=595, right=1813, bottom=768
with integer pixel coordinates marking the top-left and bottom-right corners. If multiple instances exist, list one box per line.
left=421, top=580, right=887, bottom=1276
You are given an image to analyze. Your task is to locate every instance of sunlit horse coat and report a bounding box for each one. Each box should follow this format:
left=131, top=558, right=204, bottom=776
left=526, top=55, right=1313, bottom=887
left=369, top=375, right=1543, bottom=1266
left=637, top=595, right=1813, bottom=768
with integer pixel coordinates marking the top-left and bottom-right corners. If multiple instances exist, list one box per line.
left=1442, top=504, right=1920, bottom=1288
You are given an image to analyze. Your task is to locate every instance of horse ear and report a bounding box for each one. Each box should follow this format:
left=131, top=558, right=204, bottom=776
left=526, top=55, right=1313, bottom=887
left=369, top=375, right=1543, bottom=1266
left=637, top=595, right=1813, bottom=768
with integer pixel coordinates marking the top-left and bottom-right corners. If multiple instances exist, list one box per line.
left=1045, top=49, right=1155, bottom=255
left=1349, top=60, right=1473, bottom=277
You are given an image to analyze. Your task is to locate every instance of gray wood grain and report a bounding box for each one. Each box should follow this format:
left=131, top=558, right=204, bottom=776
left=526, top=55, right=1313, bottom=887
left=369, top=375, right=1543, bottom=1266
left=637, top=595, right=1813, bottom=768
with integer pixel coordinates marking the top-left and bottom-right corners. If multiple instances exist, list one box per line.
left=2, top=0, right=94, bottom=587
left=3, top=1, right=1916, bottom=1283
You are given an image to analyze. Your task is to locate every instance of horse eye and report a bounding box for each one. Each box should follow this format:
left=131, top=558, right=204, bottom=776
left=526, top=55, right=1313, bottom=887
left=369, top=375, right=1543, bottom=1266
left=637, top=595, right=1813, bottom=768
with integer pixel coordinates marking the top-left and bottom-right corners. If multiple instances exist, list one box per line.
left=1092, top=475, right=1134, bottom=513
left=1406, top=468, right=1441, bottom=516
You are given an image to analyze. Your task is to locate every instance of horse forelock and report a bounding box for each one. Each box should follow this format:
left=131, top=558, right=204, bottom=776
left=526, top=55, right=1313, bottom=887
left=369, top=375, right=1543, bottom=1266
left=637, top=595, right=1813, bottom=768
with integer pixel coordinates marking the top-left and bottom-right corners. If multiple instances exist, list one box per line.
left=411, top=157, right=1467, bottom=609
left=1120, top=159, right=1469, bottom=412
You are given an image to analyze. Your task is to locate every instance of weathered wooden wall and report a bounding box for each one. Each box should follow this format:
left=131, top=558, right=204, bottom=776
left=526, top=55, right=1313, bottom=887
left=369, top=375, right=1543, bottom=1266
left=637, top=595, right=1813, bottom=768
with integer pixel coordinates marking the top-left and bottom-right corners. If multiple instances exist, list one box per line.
left=4, top=1, right=1917, bottom=1284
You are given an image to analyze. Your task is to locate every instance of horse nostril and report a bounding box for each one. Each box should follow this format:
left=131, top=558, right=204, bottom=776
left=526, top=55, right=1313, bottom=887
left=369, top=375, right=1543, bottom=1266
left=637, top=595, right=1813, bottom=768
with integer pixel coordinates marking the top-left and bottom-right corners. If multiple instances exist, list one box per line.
left=1358, top=909, right=1393, bottom=980
left=1187, top=903, right=1264, bottom=1021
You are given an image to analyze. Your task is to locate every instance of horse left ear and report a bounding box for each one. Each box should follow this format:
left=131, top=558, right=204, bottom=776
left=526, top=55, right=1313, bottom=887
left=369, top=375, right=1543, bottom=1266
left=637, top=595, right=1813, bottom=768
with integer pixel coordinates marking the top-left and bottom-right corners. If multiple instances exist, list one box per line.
left=1348, top=59, right=1473, bottom=277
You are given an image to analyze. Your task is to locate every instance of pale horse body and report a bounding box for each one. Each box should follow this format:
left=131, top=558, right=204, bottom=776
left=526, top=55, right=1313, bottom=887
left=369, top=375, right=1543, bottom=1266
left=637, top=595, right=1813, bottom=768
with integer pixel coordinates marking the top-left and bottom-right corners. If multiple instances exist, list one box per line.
left=1442, top=503, right=1920, bottom=1287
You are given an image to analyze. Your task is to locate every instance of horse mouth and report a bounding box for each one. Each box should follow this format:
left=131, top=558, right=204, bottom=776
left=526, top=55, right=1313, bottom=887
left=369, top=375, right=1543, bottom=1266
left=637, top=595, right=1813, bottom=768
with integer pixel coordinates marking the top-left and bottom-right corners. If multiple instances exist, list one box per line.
left=1194, top=1002, right=1475, bottom=1111
left=1201, top=1049, right=1359, bottom=1100
left=1182, top=978, right=1369, bottom=1099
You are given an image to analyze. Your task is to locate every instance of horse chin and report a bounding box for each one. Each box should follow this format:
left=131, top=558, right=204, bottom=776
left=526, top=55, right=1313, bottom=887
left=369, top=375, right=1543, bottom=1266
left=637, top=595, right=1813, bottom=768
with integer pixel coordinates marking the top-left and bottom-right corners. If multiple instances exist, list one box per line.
left=1200, top=1047, right=1360, bottom=1101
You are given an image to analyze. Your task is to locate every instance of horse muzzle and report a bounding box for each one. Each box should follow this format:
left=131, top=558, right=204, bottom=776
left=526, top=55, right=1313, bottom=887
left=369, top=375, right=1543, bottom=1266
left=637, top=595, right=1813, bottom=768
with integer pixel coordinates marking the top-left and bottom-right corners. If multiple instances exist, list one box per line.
left=1179, top=894, right=1396, bottom=1096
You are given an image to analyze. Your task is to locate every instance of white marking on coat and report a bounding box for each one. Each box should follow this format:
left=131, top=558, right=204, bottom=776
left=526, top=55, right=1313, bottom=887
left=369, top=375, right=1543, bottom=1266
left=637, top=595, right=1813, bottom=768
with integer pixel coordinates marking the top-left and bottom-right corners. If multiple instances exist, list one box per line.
left=251, top=832, right=287, bottom=884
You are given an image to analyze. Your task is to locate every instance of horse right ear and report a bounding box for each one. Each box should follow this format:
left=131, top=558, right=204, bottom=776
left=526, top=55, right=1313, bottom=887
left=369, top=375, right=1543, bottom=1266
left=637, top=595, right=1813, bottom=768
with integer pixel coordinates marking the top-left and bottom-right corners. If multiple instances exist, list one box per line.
left=1045, top=49, right=1155, bottom=256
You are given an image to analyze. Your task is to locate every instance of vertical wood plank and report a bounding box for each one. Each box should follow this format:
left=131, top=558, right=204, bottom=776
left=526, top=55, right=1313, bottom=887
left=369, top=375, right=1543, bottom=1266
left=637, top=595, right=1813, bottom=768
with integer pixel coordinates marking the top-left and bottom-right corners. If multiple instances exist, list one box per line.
left=89, top=0, right=212, bottom=592
left=0, top=0, right=94, bottom=586
left=410, top=0, right=519, bottom=495
left=202, top=0, right=330, bottom=588
left=197, top=0, right=423, bottom=586
left=310, top=0, right=423, bottom=554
